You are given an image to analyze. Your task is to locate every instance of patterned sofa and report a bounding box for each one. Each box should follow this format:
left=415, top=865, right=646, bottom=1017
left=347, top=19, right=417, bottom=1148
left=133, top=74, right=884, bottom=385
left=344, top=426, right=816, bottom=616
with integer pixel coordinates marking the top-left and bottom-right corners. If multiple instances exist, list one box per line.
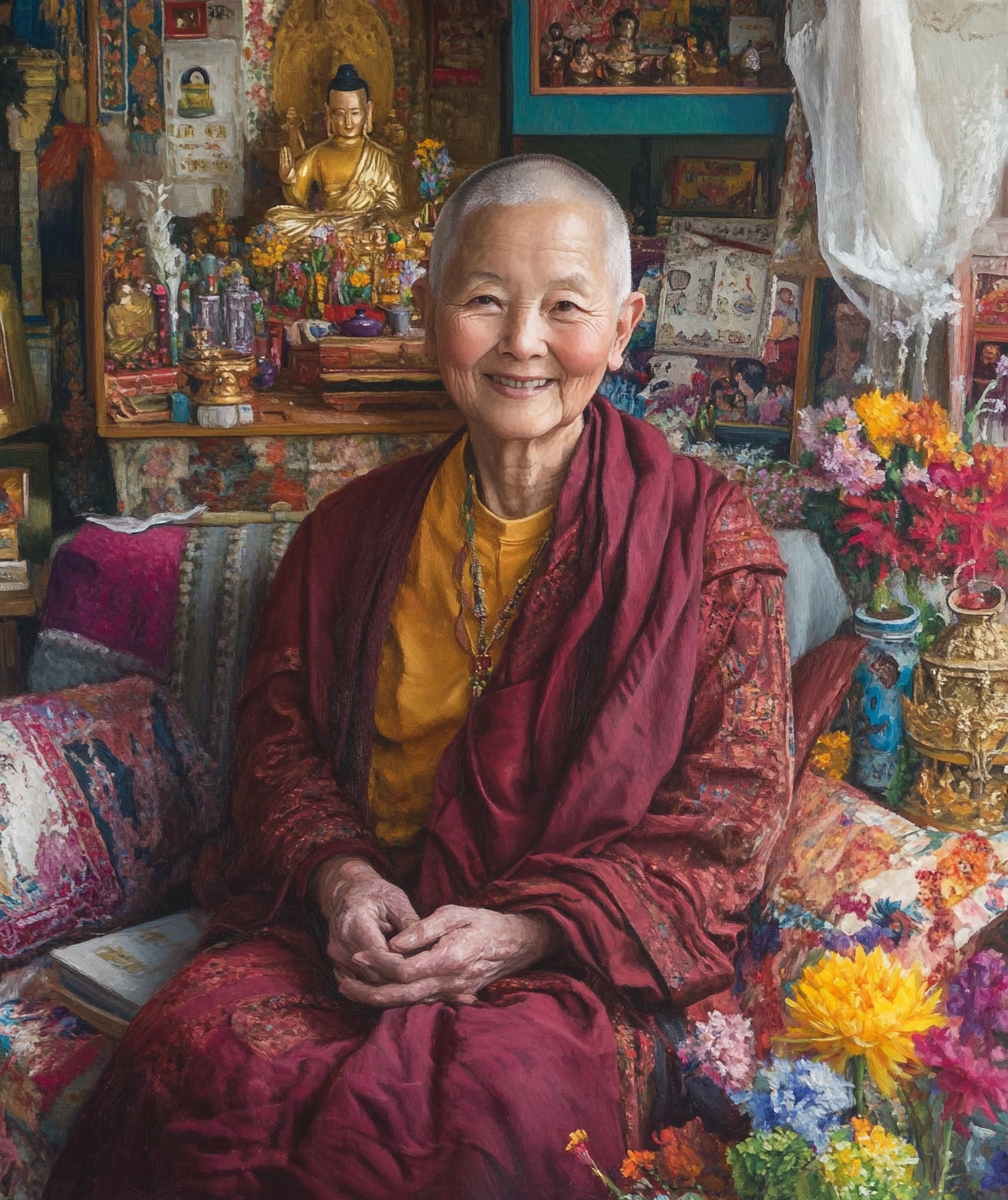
left=0, top=516, right=1002, bottom=1198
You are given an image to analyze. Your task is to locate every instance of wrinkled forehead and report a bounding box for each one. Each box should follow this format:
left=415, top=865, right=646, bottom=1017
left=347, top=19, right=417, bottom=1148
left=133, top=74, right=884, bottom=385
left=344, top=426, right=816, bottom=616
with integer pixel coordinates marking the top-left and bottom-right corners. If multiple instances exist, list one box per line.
left=454, top=201, right=611, bottom=286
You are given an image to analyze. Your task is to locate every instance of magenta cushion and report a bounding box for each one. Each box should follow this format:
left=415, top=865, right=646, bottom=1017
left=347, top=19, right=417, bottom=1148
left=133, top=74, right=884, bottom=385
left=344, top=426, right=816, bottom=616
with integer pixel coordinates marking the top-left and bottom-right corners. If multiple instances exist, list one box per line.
left=0, top=677, right=218, bottom=963
left=37, top=524, right=188, bottom=676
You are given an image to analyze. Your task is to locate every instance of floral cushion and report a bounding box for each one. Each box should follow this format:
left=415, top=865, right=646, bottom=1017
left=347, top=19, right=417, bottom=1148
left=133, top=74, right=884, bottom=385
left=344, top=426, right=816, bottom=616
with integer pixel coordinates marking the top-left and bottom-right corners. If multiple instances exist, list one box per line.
left=0, top=677, right=218, bottom=964
left=736, top=771, right=1008, bottom=1052
left=0, top=996, right=112, bottom=1200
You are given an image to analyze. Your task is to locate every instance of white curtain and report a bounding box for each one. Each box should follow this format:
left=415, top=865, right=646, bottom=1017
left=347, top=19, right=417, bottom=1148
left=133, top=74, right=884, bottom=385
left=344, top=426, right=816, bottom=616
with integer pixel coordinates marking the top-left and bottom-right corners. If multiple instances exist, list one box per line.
left=787, top=0, right=1008, bottom=395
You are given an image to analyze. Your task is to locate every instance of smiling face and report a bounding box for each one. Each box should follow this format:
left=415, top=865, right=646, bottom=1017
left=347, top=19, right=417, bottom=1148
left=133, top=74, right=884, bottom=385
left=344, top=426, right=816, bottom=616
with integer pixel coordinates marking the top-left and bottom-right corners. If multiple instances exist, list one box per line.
left=415, top=203, right=643, bottom=447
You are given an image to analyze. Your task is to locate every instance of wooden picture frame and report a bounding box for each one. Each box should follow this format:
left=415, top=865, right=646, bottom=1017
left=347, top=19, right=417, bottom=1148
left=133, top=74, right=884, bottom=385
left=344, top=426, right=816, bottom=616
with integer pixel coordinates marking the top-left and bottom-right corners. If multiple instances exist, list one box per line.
left=0, top=444, right=51, bottom=564
left=0, top=265, right=43, bottom=440
left=164, top=0, right=208, bottom=38
left=664, top=157, right=758, bottom=215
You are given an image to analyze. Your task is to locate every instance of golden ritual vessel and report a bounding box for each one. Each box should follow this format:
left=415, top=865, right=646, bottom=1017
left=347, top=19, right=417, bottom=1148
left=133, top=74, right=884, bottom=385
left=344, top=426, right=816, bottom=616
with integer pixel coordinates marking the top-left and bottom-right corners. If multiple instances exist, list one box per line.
left=902, top=572, right=1008, bottom=831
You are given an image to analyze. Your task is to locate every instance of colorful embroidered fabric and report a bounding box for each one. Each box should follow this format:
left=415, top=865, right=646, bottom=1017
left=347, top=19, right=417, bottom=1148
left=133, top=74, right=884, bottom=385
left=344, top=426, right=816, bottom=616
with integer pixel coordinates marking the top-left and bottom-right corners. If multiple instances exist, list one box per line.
left=0, top=677, right=217, bottom=963
left=0, top=999, right=112, bottom=1200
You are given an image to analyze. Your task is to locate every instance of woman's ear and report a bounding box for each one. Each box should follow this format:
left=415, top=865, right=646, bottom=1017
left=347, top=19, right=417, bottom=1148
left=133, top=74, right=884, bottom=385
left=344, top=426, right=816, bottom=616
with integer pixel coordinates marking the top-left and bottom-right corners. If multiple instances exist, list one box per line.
left=413, top=276, right=438, bottom=364
left=607, top=291, right=647, bottom=372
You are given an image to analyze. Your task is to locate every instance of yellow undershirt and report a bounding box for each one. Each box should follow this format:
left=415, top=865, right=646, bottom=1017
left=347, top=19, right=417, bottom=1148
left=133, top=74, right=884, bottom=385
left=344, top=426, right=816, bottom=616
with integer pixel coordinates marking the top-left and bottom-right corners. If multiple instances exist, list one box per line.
left=369, top=440, right=553, bottom=851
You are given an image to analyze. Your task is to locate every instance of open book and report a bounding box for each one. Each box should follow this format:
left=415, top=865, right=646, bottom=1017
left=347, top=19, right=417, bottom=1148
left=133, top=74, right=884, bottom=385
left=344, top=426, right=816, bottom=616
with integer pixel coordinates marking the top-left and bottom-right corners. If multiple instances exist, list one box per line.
left=49, top=911, right=210, bottom=1037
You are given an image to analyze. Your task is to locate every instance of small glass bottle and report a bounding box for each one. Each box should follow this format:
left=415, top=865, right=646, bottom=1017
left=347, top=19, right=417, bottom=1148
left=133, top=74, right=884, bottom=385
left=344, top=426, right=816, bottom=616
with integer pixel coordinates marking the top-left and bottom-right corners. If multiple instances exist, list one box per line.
left=195, top=293, right=222, bottom=346
left=224, top=277, right=255, bottom=356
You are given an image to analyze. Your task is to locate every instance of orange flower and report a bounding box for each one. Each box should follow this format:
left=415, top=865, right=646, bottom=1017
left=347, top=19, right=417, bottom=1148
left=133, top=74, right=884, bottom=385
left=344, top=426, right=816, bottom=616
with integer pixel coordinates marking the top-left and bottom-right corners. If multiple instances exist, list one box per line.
left=974, top=444, right=1008, bottom=492
left=654, top=1120, right=734, bottom=1194
left=904, top=399, right=969, bottom=467
left=620, top=1149, right=655, bottom=1181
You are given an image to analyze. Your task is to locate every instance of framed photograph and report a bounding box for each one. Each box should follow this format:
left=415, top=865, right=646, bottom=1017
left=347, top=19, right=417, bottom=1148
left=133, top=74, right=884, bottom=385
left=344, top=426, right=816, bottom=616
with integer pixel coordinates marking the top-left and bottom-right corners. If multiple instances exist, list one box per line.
left=810, top=278, right=871, bottom=406
left=164, top=0, right=208, bottom=38
left=654, top=234, right=771, bottom=357
left=0, top=444, right=51, bottom=563
left=664, top=157, right=758, bottom=215
left=764, top=275, right=803, bottom=384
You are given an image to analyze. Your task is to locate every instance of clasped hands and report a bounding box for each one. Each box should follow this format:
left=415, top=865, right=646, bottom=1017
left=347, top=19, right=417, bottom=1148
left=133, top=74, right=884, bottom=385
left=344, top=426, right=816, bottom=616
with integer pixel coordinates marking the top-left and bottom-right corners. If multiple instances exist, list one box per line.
left=314, top=856, right=561, bottom=1008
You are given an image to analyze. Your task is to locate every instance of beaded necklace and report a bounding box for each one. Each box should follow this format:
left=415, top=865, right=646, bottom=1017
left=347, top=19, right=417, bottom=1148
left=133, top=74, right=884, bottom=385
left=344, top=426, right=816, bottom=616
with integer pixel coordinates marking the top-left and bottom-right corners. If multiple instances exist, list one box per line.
left=455, top=444, right=550, bottom=698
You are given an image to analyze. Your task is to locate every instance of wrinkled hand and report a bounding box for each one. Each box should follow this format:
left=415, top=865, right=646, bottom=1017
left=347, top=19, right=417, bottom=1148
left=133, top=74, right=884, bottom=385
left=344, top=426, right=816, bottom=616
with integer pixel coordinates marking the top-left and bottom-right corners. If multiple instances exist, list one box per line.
left=313, top=856, right=419, bottom=987
left=278, top=144, right=295, bottom=185
left=338, top=904, right=561, bottom=1009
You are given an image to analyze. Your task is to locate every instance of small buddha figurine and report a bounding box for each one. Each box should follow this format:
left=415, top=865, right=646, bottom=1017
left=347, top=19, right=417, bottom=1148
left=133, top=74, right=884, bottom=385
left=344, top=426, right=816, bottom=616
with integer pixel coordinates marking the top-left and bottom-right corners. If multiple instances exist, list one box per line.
left=697, top=39, right=719, bottom=75
left=546, top=48, right=567, bottom=88
left=266, top=63, right=402, bottom=245
left=567, top=38, right=598, bottom=86
left=601, top=8, right=641, bottom=86
left=664, top=43, right=688, bottom=86
left=105, top=282, right=156, bottom=363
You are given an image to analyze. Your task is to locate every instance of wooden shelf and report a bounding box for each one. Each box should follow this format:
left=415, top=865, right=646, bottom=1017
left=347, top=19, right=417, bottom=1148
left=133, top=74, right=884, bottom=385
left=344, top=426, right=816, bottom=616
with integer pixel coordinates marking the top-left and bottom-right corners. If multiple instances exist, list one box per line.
left=102, top=386, right=464, bottom=440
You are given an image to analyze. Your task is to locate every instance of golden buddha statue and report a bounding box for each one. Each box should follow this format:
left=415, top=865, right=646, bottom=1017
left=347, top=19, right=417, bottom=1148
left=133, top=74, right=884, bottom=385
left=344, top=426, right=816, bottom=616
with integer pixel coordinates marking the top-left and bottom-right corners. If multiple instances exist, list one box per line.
left=266, top=63, right=401, bottom=244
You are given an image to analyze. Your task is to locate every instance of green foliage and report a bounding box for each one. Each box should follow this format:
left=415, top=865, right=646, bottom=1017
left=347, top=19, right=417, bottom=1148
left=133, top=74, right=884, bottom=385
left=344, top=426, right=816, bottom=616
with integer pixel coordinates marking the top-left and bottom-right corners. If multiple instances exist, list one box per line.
left=884, top=743, right=921, bottom=810
left=728, top=1127, right=815, bottom=1200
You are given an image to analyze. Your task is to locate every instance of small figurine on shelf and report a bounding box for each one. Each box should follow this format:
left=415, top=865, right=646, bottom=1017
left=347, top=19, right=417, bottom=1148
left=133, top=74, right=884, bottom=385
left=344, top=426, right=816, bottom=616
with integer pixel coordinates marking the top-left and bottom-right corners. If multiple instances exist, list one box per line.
left=224, top=277, right=256, bottom=356
left=740, top=39, right=761, bottom=86
left=546, top=48, right=567, bottom=87
left=697, top=38, right=719, bottom=75
left=601, top=8, right=641, bottom=86
left=664, top=43, right=688, bottom=86
left=567, top=38, right=598, bottom=86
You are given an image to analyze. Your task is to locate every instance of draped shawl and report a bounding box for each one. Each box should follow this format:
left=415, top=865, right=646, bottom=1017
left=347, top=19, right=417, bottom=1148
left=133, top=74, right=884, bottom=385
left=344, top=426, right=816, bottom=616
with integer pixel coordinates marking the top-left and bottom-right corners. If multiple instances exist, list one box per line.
left=228, top=398, right=792, bottom=1011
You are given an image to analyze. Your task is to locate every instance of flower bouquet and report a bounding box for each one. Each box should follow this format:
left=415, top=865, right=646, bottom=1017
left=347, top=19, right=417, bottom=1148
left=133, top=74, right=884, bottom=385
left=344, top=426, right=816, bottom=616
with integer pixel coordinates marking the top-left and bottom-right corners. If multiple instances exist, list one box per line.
left=799, top=389, right=1008, bottom=623
left=243, top=222, right=289, bottom=297
left=412, top=138, right=453, bottom=227
left=566, top=945, right=1008, bottom=1200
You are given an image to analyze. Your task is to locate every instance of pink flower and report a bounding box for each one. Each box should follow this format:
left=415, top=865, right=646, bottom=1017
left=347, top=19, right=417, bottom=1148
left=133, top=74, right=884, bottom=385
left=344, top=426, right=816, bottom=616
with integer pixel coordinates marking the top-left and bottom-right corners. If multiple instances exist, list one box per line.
left=678, top=1011, right=756, bottom=1092
left=901, top=461, right=934, bottom=491
left=914, top=1023, right=1008, bottom=1134
left=996, top=355, right=1008, bottom=379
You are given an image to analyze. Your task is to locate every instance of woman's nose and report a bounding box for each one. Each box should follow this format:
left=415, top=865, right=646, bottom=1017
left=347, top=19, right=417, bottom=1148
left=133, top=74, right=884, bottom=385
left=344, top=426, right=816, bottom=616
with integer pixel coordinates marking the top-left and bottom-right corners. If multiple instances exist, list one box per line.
left=498, top=305, right=548, bottom=360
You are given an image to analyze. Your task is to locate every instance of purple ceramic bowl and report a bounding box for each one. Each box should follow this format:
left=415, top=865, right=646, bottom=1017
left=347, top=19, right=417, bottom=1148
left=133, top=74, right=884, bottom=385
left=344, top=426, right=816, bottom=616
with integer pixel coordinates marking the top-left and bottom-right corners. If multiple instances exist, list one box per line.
left=340, top=307, right=385, bottom=337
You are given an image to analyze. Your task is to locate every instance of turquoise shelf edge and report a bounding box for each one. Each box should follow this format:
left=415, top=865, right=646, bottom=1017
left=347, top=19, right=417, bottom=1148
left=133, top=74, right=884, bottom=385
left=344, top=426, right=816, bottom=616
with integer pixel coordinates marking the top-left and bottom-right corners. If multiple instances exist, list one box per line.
left=511, top=0, right=793, bottom=138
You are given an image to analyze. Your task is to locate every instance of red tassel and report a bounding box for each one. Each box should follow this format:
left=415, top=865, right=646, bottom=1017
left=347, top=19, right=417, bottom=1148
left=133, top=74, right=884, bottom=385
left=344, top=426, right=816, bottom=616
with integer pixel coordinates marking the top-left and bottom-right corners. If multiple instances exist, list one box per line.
left=38, top=124, right=117, bottom=190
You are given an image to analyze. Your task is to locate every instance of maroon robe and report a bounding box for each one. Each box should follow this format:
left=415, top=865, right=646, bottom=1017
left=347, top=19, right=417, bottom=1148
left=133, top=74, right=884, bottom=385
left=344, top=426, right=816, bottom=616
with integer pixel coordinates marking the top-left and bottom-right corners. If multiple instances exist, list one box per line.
left=44, top=400, right=793, bottom=1200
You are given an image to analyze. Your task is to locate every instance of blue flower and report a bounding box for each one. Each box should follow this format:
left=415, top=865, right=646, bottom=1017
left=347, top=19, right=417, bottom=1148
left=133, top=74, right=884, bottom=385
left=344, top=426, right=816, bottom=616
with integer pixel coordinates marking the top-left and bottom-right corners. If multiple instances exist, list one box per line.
left=982, top=1149, right=1008, bottom=1190
left=733, top=1057, right=854, bottom=1152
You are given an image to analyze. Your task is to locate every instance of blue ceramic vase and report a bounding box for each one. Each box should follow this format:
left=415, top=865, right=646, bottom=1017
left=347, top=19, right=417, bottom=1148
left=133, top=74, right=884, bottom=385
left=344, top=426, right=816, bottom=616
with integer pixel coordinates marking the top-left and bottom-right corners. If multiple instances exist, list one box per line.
left=851, top=604, right=921, bottom=791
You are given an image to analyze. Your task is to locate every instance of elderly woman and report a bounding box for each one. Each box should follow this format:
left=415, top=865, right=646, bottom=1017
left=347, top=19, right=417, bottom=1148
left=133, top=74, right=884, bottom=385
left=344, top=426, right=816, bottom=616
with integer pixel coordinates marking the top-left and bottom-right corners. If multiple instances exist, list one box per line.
left=45, top=156, right=792, bottom=1200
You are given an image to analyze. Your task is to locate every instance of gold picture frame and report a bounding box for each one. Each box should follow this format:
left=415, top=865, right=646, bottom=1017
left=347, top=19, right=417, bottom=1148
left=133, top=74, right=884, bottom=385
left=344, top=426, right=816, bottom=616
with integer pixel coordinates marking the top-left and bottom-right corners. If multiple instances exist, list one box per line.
left=0, top=264, right=44, bottom=440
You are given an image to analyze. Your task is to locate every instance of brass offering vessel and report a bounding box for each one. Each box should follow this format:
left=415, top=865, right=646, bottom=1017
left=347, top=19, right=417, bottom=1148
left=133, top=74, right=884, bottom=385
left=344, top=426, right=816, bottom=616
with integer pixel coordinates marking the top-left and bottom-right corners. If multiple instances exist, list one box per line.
left=181, top=340, right=257, bottom=406
left=902, top=572, right=1008, bottom=831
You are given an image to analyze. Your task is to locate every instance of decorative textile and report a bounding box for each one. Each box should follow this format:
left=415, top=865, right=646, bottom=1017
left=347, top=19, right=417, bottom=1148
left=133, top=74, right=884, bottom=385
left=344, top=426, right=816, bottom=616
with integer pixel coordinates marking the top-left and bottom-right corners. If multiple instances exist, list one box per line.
left=0, top=677, right=217, bottom=963
left=35, top=523, right=188, bottom=678
left=736, top=771, right=1008, bottom=1056
left=371, top=438, right=553, bottom=852
left=28, top=522, right=297, bottom=796
left=0, top=999, right=111, bottom=1200
left=787, top=0, right=1008, bottom=359
left=44, top=400, right=793, bottom=1199
left=790, top=634, right=865, bottom=775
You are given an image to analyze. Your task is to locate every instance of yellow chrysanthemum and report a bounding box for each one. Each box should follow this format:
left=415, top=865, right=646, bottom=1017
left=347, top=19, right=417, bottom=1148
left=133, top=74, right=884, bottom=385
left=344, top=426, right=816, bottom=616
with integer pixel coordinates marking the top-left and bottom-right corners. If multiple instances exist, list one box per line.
left=565, top=1130, right=588, bottom=1152
left=854, top=389, right=912, bottom=459
left=781, top=945, right=944, bottom=1096
left=810, top=730, right=851, bottom=781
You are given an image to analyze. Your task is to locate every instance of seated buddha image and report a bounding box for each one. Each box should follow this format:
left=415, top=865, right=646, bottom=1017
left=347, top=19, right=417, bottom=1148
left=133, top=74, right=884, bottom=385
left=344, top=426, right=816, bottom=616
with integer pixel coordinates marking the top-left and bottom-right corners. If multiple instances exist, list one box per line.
left=178, top=66, right=214, bottom=118
left=105, top=281, right=156, bottom=364
left=266, top=63, right=402, bottom=244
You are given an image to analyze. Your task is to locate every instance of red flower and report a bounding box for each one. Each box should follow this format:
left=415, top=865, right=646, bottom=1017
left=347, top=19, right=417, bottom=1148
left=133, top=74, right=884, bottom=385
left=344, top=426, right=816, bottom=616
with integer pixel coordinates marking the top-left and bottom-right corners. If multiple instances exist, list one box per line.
left=914, top=1023, right=1008, bottom=1134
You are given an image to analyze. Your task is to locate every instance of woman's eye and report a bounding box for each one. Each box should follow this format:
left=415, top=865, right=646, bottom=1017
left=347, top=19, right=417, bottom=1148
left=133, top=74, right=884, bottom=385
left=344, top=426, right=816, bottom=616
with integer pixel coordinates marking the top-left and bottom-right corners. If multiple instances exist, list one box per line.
left=470, top=295, right=499, bottom=307
left=552, top=300, right=579, bottom=314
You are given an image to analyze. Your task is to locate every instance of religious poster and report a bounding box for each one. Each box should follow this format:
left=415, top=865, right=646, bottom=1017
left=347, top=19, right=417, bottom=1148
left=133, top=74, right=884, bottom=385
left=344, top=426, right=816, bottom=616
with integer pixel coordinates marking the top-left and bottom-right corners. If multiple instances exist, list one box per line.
left=126, top=0, right=164, bottom=149
left=975, top=271, right=1008, bottom=328
left=432, top=1, right=489, bottom=88
left=655, top=233, right=771, bottom=357
left=665, top=157, right=758, bottom=215
left=164, top=39, right=244, bottom=217
left=98, top=0, right=127, bottom=112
